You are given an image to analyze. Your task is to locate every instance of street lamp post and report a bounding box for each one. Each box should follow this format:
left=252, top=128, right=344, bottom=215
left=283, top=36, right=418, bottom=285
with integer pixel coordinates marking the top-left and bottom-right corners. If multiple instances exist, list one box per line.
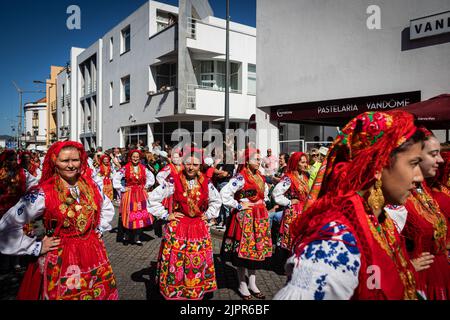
left=225, top=0, right=230, bottom=133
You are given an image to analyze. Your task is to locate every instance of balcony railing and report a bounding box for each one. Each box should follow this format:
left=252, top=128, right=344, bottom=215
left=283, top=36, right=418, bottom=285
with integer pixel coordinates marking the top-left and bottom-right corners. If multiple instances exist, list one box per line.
left=186, top=84, right=196, bottom=109
left=187, top=17, right=197, bottom=39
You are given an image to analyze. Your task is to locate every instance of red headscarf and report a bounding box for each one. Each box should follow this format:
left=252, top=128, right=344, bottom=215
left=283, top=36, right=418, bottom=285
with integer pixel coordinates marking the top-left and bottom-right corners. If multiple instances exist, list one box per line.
left=127, top=149, right=143, bottom=162
left=99, top=154, right=111, bottom=176
left=286, top=152, right=307, bottom=173
left=37, top=141, right=103, bottom=216
left=292, top=110, right=420, bottom=242
left=182, top=147, right=204, bottom=163
left=40, top=141, right=89, bottom=184
left=237, top=148, right=259, bottom=173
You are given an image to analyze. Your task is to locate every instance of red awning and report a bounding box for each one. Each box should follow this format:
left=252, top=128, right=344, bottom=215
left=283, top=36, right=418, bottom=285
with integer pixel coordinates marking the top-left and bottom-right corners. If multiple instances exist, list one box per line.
left=397, top=94, right=450, bottom=129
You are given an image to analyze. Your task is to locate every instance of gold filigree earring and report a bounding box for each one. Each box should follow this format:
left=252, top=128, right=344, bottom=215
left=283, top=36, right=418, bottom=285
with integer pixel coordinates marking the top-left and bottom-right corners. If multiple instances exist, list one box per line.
left=368, top=179, right=385, bottom=212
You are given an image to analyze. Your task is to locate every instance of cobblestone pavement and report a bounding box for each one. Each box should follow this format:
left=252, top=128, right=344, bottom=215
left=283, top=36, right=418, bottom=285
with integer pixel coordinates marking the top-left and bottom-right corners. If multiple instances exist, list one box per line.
left=0, top=206, right=287, bottom=300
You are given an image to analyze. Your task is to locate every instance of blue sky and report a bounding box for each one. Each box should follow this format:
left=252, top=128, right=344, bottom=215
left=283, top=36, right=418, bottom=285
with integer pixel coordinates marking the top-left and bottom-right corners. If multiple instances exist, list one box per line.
left=0, top=0, right=256, bottom=136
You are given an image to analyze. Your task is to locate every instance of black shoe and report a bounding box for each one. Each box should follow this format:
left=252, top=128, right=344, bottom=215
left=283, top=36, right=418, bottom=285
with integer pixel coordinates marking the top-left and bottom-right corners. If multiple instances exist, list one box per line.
left=135, top=240, right=143, bottom=246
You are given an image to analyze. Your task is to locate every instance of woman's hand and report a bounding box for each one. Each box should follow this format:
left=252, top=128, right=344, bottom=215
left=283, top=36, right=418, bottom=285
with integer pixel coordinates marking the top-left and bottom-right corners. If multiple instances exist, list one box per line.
left=40, top=236, right=61, bottom=255
left=291, top=199, right=299, bottom=205
left=168, top=212, right=184, bottom=222
left=411, top=252, right=434, bottom=272
left=240, top=202, right=253, bottom=210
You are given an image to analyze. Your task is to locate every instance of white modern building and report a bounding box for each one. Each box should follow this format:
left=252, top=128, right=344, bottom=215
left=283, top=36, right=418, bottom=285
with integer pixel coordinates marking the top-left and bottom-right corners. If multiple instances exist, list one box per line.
left=23, top=97, right=47, bottom=150
left=56, top=47, right=85, bottom=142
left=256, top=0, right=450, bottom=154
left=55, top=0, right=256, bottom=150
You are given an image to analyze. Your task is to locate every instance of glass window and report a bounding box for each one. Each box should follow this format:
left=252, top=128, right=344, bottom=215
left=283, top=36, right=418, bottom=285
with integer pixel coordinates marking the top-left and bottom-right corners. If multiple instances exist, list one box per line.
left=109, top=37, right=114, bottom=61
left=156, top=63, right=176, bottom=90
left=180, top=121, right=194, bottom=132
left=247, top=64, right=256, bottom=95
left=121, top=26, right=130, bottom=54
left=121, top=75, right=130, bottom=103
left=153, top=123, right=162, bottom=134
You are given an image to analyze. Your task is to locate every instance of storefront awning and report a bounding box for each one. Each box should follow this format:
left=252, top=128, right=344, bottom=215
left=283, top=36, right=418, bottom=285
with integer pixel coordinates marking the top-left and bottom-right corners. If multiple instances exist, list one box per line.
left=268, top=91, right=421, bottom=126
left=397, top=94, right=450, bottom=129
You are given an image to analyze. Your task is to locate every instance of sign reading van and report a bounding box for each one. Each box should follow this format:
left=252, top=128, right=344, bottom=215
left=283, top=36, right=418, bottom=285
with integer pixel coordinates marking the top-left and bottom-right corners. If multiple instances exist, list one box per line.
left=410, top=11, right=450, bottom=40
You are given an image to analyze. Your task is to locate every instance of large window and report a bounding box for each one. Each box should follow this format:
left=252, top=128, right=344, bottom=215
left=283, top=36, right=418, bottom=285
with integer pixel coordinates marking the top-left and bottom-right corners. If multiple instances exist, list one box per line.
left=247, top=64, right=256, bottom=95
left=121, top=25, right=131, bottom=54
left=32, top=112, right=39, bottom=128
left=155, top=63, right=176, bottom=90
left=120, top=76, right=130, bottom=104
left=156, top=10, right=177, bottom=33
left=199, top=61, right=240, bottom=92
left=123, top=125, right=148, bottom=147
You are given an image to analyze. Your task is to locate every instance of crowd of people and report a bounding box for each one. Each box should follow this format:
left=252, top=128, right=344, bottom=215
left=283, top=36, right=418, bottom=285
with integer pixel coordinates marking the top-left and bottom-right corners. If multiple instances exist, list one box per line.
left=0, top=109, right=449, bottom=300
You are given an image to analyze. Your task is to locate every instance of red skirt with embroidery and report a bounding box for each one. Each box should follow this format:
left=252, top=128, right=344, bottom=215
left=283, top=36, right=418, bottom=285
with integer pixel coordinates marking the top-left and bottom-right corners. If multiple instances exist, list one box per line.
left=120, top=185, right=153, bottom=230
left=157, top=215, right=217, bottom=300
left=221, top=202, right=272, bottom=269
left=18, top=232, right=118, bottom=300
left=279, top=202, right=304, bottom=251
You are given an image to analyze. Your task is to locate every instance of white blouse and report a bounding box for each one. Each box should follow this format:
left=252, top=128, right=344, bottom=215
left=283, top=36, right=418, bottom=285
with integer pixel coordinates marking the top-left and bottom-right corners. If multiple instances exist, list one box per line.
left=273, top=221, right=361, bottom=300
left=272, top=176, right=293, bottom=207
left=0, top=184, right=115, bottom=257
left=155, top=165, right=171, bottom=186
left=112, top=166, right=155, bottom=193
left=220, top=173, right=269, bottom=210
left=24, top=170, right=39, bottom=190
left=384, top=205, right=408, bottom=233
left=148, top=179, right=222, bottom=221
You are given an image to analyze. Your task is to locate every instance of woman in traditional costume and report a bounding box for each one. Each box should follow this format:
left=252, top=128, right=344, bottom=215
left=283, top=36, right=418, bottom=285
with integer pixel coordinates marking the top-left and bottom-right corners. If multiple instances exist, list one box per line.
left=429, top=150, right=450, bottom=251
left=20, top=151, right=42, bottom=181
left=402, top=131, right=449, bottom=300
left=156, top=150, right=183, bottom=185
left=271, top=152, right=310, bottom=270
left=0, top=141, right=118, bottom=300
left=148, top=147, right=221, bottom=300
left=272, top=152, right=310, bottom=251
left=93, top=154, right=114, bottom=200
left=220, top=148, right=272, bottom=300
left=113, top=149, right=155, bottom=245
left=275, top=110, right=424, bottom=300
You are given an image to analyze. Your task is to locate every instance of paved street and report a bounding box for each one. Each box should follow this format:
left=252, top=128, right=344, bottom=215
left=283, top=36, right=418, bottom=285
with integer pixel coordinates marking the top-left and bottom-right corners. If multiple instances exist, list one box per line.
left=1, top=206, right=287, bottom=300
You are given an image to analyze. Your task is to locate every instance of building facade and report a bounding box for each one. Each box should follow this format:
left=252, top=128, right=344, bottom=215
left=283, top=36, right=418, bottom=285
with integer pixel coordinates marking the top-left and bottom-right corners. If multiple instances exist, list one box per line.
left=45, top=66, right=64, bottom=146
left=54, top=0, right=256, bottom=150
left=256, top=0, right=450, bottom=154
left=23, top=97, right=47, bottom=150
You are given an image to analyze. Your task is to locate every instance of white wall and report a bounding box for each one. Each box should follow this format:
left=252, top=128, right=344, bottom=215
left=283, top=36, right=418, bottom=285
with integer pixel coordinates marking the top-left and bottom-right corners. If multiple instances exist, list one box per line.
left=256, top=0, right=450, bottom=151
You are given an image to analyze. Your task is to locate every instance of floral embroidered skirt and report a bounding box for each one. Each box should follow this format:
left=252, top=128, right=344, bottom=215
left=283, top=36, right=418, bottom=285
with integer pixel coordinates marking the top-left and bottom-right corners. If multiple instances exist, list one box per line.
left=157, top=215, right=217, bottom=300
left=278, top=202, right=304, bottom=251
left=221, top=203, right=272, bottom=269
left=18, top=232, right=118, bottom=300
left=103, top=178, right=113, bottom=200
left=120, top=185, right=153, bottom=230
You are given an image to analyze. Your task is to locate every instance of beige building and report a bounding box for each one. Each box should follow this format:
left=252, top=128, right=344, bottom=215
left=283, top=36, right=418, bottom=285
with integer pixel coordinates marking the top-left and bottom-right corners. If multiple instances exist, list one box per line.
left=46, top=66, right=64, bottom=146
